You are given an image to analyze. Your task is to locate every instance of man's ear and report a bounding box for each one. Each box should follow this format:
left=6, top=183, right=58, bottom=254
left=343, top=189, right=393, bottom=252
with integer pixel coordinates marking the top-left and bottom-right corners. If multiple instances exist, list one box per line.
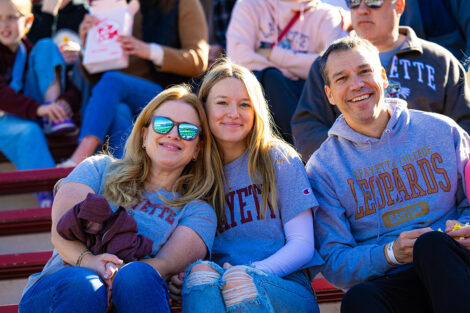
left=381, top=67, right=389, bottom=89
left=324, top=85, right=336, bottom=106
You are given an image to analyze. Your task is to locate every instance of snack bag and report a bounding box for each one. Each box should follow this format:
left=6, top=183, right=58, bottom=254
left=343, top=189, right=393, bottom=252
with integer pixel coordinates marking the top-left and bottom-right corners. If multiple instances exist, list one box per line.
left=82, top=0, right=139, bottom=73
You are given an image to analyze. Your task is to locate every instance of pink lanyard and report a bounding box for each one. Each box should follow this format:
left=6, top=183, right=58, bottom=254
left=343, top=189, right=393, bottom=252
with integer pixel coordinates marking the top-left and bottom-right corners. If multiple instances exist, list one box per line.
left=270, top=11, right=301, bottom=49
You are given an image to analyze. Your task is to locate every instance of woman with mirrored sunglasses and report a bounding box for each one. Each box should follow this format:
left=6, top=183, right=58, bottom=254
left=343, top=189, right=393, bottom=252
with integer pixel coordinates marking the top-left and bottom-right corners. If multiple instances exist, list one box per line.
left=167, top=59, right=323, bottom=313
left=19, top=85, right=225, bottom=313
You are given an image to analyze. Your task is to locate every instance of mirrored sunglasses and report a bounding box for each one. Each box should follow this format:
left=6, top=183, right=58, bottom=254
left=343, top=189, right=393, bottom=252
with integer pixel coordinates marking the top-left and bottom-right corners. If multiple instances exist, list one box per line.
left=346, top=0, right=386, bottom=9
left=151, top=116, right=200, bottom=141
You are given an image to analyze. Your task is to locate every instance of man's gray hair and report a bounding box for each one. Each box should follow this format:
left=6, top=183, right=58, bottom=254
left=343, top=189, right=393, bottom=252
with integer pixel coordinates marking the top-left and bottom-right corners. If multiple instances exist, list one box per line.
left=320, top=36, right=380, bottom=85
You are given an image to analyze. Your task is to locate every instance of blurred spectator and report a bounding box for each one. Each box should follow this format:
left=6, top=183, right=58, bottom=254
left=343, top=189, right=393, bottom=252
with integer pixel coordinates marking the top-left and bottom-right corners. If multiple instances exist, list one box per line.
left=227, top=0, right=348, bottom=143
left=0, top=0, right=81, bottom=206
left=292, top=0, right=470, bottom=162
left=321, top=0, right=349, bottom=10
left=208, top=0, right=236, bottom=64
left=28, top=0, right=88, bottom=44
left=60, top=0, right=209, bottom=167
left=400, top=0, right=469, bottom=70
left=28, top=0, right=90, bottom=107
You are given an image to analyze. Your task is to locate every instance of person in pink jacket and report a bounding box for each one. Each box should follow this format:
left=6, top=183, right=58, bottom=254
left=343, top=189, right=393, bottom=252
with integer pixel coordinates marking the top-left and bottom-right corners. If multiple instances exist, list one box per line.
left=226, top=0, right=348, bottom=143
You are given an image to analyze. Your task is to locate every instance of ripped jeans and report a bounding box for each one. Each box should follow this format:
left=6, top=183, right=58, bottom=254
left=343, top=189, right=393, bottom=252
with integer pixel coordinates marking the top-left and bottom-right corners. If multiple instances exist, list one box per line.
left=181, top=261, right=319, bottom=313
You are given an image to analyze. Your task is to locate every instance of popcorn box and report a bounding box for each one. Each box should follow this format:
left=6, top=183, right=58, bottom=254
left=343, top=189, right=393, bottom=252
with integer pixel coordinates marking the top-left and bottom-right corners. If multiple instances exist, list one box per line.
left=82, top=1, right=134, bottom=74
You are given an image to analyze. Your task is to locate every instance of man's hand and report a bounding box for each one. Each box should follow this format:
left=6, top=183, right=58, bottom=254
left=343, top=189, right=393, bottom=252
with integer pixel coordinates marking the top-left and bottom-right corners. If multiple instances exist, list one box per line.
left=446, top=220, right=470, bottom=249
left=392, top=228, right=433, bottom=263
left=118, top=35, right=150, bottom=59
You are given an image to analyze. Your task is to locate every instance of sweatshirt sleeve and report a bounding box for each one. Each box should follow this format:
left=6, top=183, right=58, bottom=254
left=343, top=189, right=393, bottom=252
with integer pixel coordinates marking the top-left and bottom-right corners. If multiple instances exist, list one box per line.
left=159, top=0, right=209, bottom=77
left=269, top=9, right=347, bottom=80
left=307, top=158, right=394, bottom=290
left=226, top=0, right=278, bottom=73
left=0, top=77, right=41, bottom=119
left=291, top=58, right=340, bottom=162
left=441, top=52, right=470, bottom=135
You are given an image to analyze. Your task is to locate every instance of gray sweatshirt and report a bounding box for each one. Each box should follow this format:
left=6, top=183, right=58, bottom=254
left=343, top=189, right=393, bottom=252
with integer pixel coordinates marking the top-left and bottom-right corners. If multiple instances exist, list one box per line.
left=306, top=99, right=470, bottom=289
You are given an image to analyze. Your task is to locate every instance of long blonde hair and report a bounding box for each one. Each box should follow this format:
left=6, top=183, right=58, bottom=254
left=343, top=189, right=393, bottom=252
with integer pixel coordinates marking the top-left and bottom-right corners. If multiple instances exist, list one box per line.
left=199, top=58, right=298, bottom=222
left=104, top=85, right=225, bottom=213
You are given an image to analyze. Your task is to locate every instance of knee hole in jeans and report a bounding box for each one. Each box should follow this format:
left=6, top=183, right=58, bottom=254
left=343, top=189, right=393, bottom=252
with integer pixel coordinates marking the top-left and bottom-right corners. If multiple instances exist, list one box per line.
left=185, top=263, right=221, bottom=289
left=221, top=267, right=258, bottom=307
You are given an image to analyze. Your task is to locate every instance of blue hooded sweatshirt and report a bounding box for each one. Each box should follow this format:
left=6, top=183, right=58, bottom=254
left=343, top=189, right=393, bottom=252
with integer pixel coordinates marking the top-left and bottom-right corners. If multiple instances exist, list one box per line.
left=306, top=98, right=470, bottom=290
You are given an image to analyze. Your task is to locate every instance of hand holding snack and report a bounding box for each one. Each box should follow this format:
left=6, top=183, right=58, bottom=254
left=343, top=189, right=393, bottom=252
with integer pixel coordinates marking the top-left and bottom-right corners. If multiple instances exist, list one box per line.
left=445, top=220, right=470, bottom=249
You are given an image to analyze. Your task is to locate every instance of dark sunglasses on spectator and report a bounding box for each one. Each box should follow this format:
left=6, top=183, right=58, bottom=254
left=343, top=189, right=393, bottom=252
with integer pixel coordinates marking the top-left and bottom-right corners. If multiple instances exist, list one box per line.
left=346, top=0, right=391, bottom=9
left=150, top=116, right=200, bottom=141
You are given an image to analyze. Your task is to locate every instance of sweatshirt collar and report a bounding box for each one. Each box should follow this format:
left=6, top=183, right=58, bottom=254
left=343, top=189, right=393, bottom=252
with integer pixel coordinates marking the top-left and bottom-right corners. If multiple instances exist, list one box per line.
left=397, top=26, right=423, bottom=55
left=328, top=98, right=409, bottom=147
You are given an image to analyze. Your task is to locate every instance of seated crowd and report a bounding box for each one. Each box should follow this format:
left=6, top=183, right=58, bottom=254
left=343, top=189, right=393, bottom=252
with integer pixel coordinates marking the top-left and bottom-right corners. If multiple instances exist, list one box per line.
left=1, top=0, right=470, bottom=312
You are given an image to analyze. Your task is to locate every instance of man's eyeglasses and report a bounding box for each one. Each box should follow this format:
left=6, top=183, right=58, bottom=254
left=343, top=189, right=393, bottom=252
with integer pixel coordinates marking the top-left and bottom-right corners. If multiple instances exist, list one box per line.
left=346, top=0, right=392, bottom=9
left=150, top=116, right=200, bottom=141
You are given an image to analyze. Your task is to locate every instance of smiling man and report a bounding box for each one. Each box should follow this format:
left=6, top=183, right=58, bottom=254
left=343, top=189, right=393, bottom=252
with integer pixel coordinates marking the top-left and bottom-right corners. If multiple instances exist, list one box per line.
left=292, top=0, right=470, bottom=162
left=306, top=36, right=470, bottom=313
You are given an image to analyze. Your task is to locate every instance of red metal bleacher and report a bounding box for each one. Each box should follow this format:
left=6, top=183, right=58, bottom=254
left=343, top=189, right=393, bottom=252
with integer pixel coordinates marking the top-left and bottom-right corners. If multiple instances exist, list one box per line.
left=0, top=207, right=51, bottom=236
left=0, top=167, right=73, bottom=195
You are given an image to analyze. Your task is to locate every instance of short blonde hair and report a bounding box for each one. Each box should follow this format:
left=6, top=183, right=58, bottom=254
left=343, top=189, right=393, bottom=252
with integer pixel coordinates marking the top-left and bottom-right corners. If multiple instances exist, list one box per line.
left=199, top=58, right=297, bottom=222
left=104, top=85, right=225, bottom=213
left=7, top=0, right=32, bottom=16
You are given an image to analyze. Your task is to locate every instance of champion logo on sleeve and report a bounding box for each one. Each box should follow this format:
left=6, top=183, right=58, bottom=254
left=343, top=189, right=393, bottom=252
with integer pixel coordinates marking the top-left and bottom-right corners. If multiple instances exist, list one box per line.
left=303, top=188, right=311, bottom=195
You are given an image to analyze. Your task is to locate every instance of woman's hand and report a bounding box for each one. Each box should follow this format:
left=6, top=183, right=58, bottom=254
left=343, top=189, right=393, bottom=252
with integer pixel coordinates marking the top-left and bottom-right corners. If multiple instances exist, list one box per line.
left=168, top=272, right=185, bottom=301
left=79, top=14, right=100, bottom=45
left=118, top=35, right=151, bottom=59
left=81, top=254, right=123, bottom=312
left=37, top=102, right=67, bottom=122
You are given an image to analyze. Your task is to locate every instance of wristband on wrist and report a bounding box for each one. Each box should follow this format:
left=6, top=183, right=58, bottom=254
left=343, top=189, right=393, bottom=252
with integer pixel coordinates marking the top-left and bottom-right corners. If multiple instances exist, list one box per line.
left=386, top=241, right=402, bottom=265
left=76, top=249, right=91, bottom=267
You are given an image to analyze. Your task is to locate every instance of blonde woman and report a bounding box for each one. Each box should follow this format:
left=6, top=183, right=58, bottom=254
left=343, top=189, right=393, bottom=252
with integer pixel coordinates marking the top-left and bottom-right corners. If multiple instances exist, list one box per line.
left=172, top=59, right=323, bottom=313
left=19, top=85, right=224, bottom=313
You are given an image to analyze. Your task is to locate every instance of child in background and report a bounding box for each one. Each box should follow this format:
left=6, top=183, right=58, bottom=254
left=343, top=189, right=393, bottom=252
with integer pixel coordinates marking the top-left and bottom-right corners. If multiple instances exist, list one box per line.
left=0, top=0, right=81, bottom=207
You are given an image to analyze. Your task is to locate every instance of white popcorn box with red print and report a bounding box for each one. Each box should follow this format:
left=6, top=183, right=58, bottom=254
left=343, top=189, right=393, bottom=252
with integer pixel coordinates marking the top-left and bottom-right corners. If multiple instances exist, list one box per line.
left=82, top=0, right=135, bottom=74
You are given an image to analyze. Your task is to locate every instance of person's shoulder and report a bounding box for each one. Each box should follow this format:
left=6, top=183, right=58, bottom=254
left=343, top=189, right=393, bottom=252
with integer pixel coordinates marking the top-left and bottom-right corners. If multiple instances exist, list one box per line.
left=417, top=37, right=460, bottom=64
left=269, top=141, right=302, bottom=163
left=82, top=154, right=114, bottom=166
left=183, top=199, right=217, bottom=218
left=409, top=108, right=460, bottom=129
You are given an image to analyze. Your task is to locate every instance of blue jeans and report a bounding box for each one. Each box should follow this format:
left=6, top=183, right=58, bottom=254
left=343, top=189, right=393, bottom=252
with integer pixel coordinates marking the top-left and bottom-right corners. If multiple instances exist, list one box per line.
left=0, top=38, right=65, bottom=169
left=0, top=114, right=55, bottom=170
left=182, top=261, right=319, bottom=313
left=19, top=262, right=170, bottom=313
left=23, top=38, right=67, bottom=103
left=80, top=71, right=162, bottom=156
